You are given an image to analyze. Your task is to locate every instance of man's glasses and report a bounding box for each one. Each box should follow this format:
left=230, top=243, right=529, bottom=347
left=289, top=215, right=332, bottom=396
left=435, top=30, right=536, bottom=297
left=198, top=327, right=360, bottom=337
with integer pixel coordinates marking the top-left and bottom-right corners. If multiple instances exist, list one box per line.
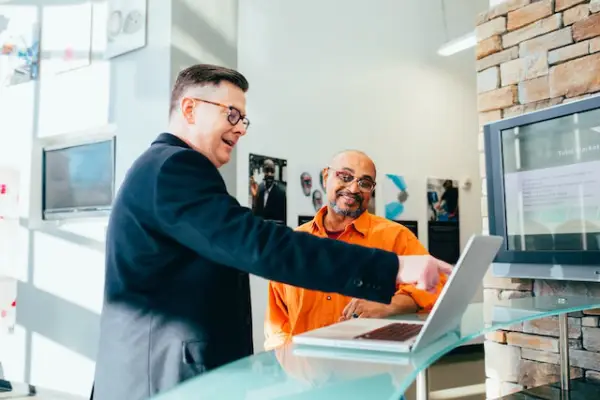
left=189, top=98, right=250, bottom=130
left=328, top=167, right=376, bottom=193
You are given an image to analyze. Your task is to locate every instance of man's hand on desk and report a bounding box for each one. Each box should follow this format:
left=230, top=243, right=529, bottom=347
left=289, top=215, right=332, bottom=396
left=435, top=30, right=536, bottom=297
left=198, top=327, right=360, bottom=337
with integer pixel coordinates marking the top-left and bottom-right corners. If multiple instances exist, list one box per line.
left=396, top=255, right=453, bottom=292
left=340, top=298, right=397, bottom=320
left=340, top=294, right=418, bottom=321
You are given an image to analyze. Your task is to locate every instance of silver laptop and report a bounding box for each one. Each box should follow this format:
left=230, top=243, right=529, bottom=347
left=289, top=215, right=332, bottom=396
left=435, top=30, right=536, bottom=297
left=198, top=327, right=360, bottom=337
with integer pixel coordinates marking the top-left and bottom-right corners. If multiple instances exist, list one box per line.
left=292, top=234, right=504, bottom=353
left=292, top=329, right=461, bottom=366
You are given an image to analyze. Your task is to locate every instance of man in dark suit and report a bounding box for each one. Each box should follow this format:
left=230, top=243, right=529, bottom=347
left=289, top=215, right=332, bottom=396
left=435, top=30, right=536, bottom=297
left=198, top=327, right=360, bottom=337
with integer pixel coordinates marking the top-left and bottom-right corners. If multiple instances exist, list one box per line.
left=252, top=159, right=287, bottom=224
left=441, top=180, right=459, bottom=220
left=92, top=64, right=452, bottom=400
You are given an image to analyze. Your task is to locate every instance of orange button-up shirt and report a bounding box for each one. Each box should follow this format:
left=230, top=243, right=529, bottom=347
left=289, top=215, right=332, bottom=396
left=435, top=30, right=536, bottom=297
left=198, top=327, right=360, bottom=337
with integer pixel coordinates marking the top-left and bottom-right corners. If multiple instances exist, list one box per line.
left=264, top=208, right=448, bottom=350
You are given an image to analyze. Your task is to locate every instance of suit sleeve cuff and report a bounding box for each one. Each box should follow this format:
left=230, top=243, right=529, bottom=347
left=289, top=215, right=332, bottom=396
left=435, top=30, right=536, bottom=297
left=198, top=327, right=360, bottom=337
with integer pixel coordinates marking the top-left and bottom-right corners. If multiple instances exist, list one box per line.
left=342, top=250, right=398, bottom=304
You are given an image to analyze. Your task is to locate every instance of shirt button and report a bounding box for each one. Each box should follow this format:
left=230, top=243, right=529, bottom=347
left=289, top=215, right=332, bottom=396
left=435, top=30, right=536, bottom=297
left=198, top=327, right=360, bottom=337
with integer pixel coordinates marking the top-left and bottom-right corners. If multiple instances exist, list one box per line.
left=354, top=279, right=363, bottom=287
left=326, top=296, right=332, bottom=300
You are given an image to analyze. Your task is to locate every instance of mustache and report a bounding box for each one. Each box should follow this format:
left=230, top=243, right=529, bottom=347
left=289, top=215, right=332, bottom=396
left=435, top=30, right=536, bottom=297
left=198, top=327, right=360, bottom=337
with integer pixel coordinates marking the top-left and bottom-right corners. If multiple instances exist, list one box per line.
left=336, top=190, right=363, bottom=202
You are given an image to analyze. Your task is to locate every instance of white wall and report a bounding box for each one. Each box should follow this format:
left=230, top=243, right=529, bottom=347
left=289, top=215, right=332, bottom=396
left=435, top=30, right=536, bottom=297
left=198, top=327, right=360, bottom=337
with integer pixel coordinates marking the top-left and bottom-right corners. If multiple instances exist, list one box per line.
left=0, top=0, right=172, bottom=396
left=170, top=0, right=239, bottom=193
left=237, top=0, right=488, bottom=352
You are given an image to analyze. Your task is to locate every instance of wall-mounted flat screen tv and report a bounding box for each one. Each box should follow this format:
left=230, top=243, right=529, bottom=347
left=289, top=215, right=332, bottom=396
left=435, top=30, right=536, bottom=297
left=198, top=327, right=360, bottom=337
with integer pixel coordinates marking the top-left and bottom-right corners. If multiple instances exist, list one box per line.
left=484, top=95, right=600, bottom=267
left=42, top=136, right=116, bottom=220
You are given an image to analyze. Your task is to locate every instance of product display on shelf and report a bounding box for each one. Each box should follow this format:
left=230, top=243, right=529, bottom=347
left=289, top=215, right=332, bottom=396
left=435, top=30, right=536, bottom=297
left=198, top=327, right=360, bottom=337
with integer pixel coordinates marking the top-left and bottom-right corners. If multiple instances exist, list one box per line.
left=0, top=276, right=16, bottom=334
left=0, top=6, right=40, bottom=87
left=0, top=166, right=19, bottom=335
left=41, top=2, right=92, bottom=75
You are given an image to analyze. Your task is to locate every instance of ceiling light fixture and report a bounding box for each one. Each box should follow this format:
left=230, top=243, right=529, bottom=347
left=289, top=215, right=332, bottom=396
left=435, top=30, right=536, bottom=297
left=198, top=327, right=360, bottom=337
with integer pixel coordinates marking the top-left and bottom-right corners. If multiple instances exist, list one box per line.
left=437, top=0, right=478, bottom=56
left=437, top=31, right=477, bottom=56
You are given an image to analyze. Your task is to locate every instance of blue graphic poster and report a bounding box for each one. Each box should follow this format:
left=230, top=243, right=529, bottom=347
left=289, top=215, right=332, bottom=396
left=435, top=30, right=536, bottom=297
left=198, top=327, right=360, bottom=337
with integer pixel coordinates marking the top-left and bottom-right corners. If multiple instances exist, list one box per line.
left=384, top=174, right=409, bottom=220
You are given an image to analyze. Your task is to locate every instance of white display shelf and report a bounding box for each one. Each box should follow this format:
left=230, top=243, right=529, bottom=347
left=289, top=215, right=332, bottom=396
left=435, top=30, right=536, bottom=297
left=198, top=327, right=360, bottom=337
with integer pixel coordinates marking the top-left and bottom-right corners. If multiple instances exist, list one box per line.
left=0, top=275, right=16, bottom=334
left=0, top=166, right=20, bottom=335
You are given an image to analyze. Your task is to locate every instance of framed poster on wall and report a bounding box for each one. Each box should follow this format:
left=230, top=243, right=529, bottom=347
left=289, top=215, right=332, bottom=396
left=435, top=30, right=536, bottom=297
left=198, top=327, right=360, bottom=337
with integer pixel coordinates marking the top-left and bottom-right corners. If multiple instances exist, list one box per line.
left=297, top=165, right=325, bottom=217
left=249, top=153, right=287, bottom=226
left=427, top=178, right=460, bottom=264
left=105, top=0, right=148, bottom=59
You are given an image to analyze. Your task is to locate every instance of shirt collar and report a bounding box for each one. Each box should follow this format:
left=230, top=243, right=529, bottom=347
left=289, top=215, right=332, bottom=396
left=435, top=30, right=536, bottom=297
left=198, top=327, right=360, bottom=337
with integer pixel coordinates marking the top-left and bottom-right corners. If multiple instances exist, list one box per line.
left=311, top=206, right=371, bottom=236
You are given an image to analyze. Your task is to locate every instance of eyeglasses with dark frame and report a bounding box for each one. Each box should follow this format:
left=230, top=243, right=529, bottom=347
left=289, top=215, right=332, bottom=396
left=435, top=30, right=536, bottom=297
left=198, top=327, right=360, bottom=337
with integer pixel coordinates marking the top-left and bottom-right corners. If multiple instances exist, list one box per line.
left=188, top=98, right=250, bottom=131
left=328, top=167, right=376, bottom=193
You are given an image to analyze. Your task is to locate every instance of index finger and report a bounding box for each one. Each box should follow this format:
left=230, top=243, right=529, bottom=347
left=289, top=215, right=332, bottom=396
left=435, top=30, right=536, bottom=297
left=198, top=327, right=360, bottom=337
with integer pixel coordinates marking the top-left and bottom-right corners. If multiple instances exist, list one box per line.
left=437, top=260, right=453, bottom=275
left=416, top=281, right=438, bottom=293
left=341, top=299, right=354, bottom=315
left=342, top=299, right=358, bottom=320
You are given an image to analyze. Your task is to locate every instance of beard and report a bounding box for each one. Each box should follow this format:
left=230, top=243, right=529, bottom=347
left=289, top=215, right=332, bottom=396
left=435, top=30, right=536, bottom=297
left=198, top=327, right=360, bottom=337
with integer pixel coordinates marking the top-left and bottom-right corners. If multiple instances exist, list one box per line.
left=264, top=176, right=275, bottom=188
left=330, top=190, right=366, bottom=218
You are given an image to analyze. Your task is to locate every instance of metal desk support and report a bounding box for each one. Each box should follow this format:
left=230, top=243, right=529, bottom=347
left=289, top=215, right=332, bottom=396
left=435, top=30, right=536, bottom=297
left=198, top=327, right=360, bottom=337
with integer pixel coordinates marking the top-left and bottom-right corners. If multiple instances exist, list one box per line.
left=559, top=313, right=570, bottom=394
left=416, top=368, right=429, bottom=400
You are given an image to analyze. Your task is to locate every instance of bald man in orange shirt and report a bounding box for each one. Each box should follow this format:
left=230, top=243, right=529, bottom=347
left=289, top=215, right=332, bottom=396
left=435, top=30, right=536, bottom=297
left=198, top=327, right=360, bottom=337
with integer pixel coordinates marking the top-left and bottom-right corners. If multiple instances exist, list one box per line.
left=264, top=150, right=448, bottom=350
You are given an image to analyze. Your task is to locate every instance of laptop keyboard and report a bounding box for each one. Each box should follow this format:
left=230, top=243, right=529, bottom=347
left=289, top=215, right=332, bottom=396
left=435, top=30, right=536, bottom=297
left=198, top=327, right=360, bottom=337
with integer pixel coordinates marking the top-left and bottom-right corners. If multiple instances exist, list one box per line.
left=354, top=323, right=423, bottom=342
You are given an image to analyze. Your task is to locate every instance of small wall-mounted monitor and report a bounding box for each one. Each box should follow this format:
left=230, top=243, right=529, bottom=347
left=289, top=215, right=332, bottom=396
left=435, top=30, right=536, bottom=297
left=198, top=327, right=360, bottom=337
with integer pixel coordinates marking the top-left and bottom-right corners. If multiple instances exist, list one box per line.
left=484, top=95, right=600, bottom=279
left=42, top=136, right=116, bottom=220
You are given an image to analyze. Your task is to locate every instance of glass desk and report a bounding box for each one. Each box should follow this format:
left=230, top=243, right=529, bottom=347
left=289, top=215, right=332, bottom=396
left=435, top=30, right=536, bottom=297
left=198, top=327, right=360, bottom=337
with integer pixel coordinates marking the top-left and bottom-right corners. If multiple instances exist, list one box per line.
left=152, top=295, right=600, bottom=400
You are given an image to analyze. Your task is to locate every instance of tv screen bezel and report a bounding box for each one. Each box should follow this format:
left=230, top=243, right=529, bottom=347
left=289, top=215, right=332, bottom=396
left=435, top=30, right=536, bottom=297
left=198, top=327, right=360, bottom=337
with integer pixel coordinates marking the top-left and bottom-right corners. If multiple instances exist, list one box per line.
left=41, top=135, right=116, bottom=221
left=484, top=94, right=600, bottom=266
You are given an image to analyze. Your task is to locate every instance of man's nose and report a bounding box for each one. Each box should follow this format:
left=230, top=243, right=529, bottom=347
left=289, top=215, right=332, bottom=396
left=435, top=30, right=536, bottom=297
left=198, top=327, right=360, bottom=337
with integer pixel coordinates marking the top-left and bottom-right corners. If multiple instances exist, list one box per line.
left=347, top=180, right=361, bottom=193
left=232, top=120, right=247, bottom=136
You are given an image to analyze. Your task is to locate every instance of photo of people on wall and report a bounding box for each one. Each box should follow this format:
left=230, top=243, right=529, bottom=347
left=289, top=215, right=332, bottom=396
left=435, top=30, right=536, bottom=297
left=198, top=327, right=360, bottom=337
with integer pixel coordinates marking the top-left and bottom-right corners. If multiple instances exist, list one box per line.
left=427, top=177, right=460, bottom=264
left=427, top=178, right=459, bottom=223
left=297, top=166, right=325, bottom=217
left=249, top=154, right=287, bottom=225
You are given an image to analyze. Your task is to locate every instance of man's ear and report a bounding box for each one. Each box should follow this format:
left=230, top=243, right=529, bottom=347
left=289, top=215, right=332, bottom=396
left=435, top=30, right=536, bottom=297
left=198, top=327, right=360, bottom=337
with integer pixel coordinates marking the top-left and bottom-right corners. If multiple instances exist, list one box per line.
left=321, top=167, right=329, bottom=188
left=181, top=98, right=196, bottom=124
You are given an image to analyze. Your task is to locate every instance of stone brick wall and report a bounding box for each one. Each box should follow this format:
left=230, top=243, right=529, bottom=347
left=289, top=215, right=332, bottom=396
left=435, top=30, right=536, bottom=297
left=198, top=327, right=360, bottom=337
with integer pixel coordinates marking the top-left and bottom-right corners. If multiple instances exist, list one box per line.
left=476, top=0, right=600, bottom=398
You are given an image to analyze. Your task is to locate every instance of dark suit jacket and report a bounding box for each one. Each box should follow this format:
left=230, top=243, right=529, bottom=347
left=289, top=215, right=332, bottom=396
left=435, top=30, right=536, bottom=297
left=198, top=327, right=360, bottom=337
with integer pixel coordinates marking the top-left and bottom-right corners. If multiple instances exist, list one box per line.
left=92, top=133, right=399, bottom=400
left=253, top=181, right=286, bottom=224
